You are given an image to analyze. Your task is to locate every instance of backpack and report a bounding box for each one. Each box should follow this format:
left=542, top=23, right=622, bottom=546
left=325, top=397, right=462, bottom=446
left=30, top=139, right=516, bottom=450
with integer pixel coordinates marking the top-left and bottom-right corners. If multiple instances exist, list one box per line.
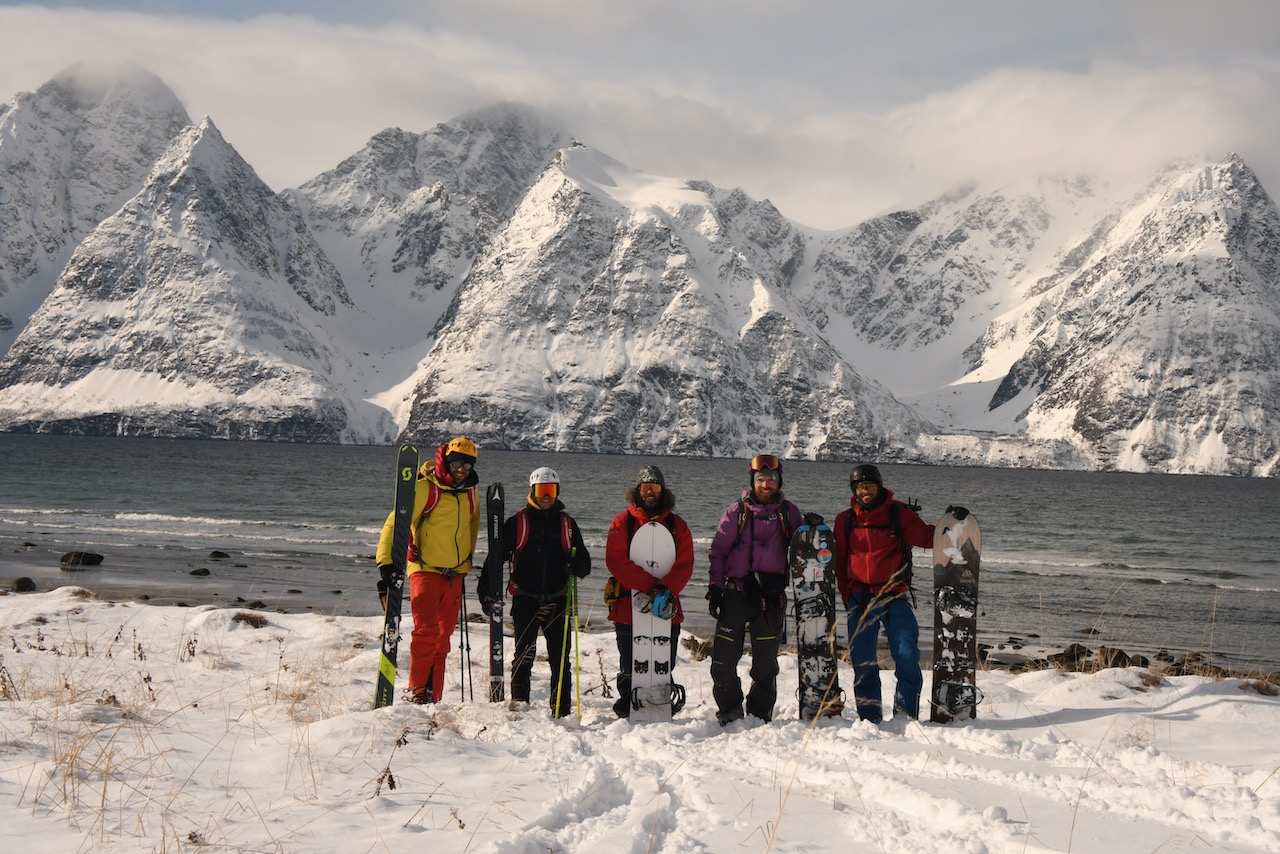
left=405, top=473, right=477, bottom=564
left=508, top=508, right=576, bottom=600
left=730, top=498, right=794, bottom=548
left=512, top=508, right=575, bottom=564
left=623, top=510, right=677, bottom=540
left=844, top=499, right=918, bottom=594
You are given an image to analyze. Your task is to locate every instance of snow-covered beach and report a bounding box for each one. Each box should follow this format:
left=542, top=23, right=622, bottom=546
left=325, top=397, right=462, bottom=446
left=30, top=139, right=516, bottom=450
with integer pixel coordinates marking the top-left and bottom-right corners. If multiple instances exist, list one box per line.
left=1, top=586, right=1276, bottom=853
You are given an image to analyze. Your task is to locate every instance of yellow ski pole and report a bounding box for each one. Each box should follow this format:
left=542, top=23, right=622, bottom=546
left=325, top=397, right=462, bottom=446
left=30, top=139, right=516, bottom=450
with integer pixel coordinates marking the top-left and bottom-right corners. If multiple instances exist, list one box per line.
left=556, top=547, right=577, bottom=718
left=572, top=575, right=581, bottom=718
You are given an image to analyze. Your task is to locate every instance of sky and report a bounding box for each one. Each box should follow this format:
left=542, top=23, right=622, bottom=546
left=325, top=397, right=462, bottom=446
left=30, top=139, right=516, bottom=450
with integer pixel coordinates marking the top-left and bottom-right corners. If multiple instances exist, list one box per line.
left=1, top=1, right=1280, bottom=227
left=1, top=586, right=1278, bottom=852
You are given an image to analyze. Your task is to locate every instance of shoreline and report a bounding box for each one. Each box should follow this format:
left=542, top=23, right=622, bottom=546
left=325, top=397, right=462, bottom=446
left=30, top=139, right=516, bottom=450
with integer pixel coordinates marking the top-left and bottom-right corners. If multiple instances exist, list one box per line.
left=3, top=574, right=1273, bottom=683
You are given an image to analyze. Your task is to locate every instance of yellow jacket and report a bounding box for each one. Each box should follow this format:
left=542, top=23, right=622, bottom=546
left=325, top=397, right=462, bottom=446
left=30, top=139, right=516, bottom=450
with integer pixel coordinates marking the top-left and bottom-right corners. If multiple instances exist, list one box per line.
left=377, top=462, right=480, bottom=576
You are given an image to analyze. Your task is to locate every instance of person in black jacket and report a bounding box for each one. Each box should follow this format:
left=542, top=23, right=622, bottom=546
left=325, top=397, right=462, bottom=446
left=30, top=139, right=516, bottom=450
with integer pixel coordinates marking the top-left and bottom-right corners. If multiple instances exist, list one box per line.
left=478, top=466, right=590, bottom=717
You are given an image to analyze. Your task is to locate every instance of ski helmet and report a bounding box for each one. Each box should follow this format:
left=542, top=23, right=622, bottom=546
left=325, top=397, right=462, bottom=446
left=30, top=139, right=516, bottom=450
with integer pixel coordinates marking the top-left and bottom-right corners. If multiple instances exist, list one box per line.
left=529, top=466, right=560, bottom=486
left=529, top=466, right=560, bottom=501
left=849, top=464, right=883, bottom=491
left=749, top=453, right=782, bottom=488
left=445, top=436, right=477, bottom=458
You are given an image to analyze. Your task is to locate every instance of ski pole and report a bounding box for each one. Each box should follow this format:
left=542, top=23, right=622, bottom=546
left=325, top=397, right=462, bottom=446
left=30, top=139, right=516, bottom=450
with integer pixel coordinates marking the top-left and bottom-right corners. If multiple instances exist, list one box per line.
left=572, top=575, right=581, bottom=719
left=556, top=584, right=571, bottom=717
left=460, top=577, right=473, bottom=702
left=555, top=548, right=577, bottom=718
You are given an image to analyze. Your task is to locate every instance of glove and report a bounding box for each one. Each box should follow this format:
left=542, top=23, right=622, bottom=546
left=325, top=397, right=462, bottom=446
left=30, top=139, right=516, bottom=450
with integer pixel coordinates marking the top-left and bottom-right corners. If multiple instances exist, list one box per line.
left=377, top=563, right=397, bottom=594
left=376, top=564, right=397, bottom=609
left=802, top=512, right=825, bottom=527
left=706, top=585, right=724, bottom=619
left=479, top=592, right=495, bottom=618
left=648, top=583, right=676, bottom=620
left=945, top=505, right=970, bottom=521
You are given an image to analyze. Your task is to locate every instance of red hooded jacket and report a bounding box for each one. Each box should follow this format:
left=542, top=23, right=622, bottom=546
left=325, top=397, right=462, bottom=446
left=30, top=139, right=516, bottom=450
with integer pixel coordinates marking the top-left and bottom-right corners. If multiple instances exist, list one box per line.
left=605, top=504, right=694, bottom=625
left=833, top=489, right=934, bottom=603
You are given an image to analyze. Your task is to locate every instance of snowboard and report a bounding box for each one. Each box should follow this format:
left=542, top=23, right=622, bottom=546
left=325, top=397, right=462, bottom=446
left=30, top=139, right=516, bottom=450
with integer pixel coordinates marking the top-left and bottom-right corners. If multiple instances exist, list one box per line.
left=373, top=443, right=418, bottom=709
left=929, top=510, right=983, bottom=723
left=788, top=519, right=844, bottom=721
left=485, top=482, right=505, bottom=703
left=629, top=521, right=682, bottom=723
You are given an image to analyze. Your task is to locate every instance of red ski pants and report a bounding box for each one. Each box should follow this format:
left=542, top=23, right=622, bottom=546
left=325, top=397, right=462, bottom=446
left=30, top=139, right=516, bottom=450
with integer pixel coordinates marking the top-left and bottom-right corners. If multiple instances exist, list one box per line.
left=408, top=570, right=463, bottom=700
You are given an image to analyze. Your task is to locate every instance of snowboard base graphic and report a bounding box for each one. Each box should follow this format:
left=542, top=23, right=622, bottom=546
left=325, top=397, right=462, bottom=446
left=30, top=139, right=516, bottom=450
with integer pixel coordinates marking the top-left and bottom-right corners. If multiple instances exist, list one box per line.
left=930, top=511, right=982, bottom=723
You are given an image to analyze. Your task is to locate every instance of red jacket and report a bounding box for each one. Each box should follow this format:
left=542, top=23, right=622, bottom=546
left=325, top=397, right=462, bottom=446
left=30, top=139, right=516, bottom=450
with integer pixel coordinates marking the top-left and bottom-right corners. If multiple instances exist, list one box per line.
left=833, top=489, right=934, bottom=603
left=605, top=504, right=694, bottom=625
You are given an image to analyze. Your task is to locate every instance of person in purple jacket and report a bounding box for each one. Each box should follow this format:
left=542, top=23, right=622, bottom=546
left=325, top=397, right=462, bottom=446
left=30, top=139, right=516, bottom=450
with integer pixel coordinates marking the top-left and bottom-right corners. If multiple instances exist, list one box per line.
left=705, top=454, right=804, bottom=725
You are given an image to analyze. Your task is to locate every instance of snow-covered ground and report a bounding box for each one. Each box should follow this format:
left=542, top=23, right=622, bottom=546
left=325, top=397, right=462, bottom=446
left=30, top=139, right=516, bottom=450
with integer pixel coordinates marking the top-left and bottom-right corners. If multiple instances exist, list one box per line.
left=0, top=587, right=1276, bottom=853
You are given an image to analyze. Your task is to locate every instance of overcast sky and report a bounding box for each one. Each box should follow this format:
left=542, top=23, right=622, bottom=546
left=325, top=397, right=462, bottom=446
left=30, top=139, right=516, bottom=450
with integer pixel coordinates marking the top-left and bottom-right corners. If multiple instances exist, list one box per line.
left=2, top=1, right=1279, bottom=228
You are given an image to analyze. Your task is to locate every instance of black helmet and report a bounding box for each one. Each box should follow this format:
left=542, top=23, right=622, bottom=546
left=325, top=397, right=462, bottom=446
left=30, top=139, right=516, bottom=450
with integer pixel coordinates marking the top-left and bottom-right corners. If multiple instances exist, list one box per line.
left=749, top=454, right=782, bottom=488
left=849, top=464, right=883, bottom=491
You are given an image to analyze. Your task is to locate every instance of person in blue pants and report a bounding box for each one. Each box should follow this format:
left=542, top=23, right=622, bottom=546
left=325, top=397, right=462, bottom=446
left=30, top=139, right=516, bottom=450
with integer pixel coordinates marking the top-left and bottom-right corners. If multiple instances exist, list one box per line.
left=833, top=464, right=967, bottom=722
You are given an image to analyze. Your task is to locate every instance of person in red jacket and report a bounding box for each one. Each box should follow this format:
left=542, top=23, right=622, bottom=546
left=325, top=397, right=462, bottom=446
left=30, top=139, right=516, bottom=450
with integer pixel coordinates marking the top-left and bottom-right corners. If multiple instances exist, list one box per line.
left=833, top=463, right=967, bottom=723
left=605, top=464, right=694, bottom=719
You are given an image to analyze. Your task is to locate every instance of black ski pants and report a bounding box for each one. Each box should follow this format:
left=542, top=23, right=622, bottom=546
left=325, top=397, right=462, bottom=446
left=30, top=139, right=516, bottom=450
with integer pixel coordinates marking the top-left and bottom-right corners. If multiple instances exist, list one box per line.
left=510, top=596, right=572, bottom=717
left=711, top=585, right=786, bottom=721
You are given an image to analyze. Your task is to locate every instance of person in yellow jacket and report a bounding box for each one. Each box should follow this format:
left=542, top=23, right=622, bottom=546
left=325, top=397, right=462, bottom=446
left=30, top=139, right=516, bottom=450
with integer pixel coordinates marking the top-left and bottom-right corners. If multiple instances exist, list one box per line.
left=377, top=437, right=481, bottom=704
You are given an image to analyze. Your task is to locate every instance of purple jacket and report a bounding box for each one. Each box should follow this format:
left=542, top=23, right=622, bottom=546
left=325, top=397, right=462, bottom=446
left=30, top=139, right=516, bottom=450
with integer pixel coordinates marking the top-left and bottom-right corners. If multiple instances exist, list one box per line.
left=708, top=490, right=803, bottom=588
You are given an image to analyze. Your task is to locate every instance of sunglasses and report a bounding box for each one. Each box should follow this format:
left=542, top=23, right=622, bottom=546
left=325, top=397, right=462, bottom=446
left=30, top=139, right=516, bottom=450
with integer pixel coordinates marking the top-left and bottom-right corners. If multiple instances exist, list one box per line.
left=751, top=454, right=781, bottom=471
left=449, top=459, right=474, bottom=471
left=532, top=482, right=558, bottom=500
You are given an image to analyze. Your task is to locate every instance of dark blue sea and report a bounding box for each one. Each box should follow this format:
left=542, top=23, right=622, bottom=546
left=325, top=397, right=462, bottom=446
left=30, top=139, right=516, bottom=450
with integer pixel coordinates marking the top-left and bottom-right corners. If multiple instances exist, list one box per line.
left=1, top=435, right=1277, bottom=672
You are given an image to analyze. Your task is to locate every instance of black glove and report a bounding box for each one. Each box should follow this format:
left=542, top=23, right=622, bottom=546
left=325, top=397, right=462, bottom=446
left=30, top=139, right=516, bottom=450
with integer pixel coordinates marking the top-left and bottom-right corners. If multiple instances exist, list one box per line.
left=802, top=512, right=825, bottom=527
left=377, top=564, right=397, bottom=594
left=479, top=592, right=495, bottom=618
left=706, top=585, right=724, bottom=619
left=945, top=505, right=970, bottom=521
left=377, top=564, right=397, bottom=608
left=571, top=556, right=590, bottom=579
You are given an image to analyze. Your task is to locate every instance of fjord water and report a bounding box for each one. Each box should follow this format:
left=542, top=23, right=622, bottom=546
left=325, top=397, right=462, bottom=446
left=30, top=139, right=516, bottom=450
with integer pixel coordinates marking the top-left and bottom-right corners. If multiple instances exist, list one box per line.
left=2, top=435, right=1276, bottom=672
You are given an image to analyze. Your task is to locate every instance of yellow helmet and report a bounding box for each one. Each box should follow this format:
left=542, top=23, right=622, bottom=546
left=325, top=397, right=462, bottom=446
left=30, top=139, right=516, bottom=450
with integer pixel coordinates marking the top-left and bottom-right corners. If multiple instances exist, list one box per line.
left=445, top=436, right=477, bottom=458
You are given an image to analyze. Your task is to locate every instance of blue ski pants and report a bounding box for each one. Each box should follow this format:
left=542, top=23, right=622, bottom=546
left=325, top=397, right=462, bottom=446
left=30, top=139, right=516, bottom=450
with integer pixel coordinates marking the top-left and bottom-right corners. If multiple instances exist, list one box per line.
left=845, top=591, right=922, bottom=721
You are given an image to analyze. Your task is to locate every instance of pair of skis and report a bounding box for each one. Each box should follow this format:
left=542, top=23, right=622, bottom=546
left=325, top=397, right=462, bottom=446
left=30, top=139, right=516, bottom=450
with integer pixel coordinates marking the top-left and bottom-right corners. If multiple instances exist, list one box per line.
left=371, top=447, right=507, bottom=709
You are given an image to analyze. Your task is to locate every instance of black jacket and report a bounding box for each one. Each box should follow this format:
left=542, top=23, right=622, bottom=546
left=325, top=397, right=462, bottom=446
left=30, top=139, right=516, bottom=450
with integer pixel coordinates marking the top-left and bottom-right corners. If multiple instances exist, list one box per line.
left=479, top=501, right=590, bottom=600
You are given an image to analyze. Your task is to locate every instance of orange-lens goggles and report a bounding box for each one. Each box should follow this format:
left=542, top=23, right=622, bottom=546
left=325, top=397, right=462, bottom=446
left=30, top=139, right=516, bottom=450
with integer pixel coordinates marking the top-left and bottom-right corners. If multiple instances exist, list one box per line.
left=532, top=482, right=558, bottom=500
left=750, top=454, right=781, bottom=471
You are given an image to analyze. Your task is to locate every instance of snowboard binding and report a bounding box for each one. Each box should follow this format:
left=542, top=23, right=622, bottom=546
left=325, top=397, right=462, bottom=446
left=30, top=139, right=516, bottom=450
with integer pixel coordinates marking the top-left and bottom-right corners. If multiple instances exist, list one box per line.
left=632, top=683, right=687, bottom=714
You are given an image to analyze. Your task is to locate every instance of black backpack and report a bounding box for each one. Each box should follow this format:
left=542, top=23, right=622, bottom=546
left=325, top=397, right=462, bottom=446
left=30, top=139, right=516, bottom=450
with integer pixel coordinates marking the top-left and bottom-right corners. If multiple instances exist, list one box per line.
left=845, top=499, right=920, bottom=596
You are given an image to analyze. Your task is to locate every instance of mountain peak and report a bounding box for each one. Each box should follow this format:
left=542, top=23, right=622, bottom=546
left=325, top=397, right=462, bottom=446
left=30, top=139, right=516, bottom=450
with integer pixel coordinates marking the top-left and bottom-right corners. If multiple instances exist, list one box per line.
left=41, top=62, right=183, bottom=113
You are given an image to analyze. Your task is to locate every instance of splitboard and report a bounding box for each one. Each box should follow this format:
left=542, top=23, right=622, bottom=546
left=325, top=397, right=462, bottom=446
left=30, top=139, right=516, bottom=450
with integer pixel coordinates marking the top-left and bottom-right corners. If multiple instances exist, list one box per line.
left=930, top=511, right=983, bottom=723
left=629, top=521, right=682, bottom=723
left=788, top=519, right=844, bottom=721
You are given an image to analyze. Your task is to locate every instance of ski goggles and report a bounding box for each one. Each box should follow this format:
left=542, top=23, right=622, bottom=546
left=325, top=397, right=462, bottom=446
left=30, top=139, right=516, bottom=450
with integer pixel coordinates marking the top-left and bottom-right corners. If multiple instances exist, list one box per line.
left=532, top=482, right=558, bottom=500
left=750, top=454, right=781, bottom=472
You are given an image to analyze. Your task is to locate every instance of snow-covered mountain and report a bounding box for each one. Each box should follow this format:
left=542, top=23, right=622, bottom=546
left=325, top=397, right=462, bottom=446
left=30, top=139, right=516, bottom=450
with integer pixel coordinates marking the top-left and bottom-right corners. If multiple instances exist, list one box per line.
left=972, top=157, right=1280, bottom=475
left=0, top=117, right=386, bottom=442
left=403, top=144, right=933, bottom=459
left=282, top=104, right=568, bottom=424
left=0, top=67, right=1278, bottom=475
left=0, top=64, right=191, bottom=355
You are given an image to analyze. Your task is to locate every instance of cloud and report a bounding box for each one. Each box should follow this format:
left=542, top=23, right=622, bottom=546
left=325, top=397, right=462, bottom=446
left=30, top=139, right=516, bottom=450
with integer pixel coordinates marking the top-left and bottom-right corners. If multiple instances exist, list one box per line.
left=1, top=4, right=1279, bottom=229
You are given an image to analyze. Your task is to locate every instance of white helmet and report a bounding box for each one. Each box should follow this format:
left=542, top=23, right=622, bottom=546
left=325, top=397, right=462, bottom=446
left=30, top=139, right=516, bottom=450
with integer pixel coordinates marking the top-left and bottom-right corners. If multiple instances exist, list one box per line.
left=529, top=466, right=560, bottom=486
